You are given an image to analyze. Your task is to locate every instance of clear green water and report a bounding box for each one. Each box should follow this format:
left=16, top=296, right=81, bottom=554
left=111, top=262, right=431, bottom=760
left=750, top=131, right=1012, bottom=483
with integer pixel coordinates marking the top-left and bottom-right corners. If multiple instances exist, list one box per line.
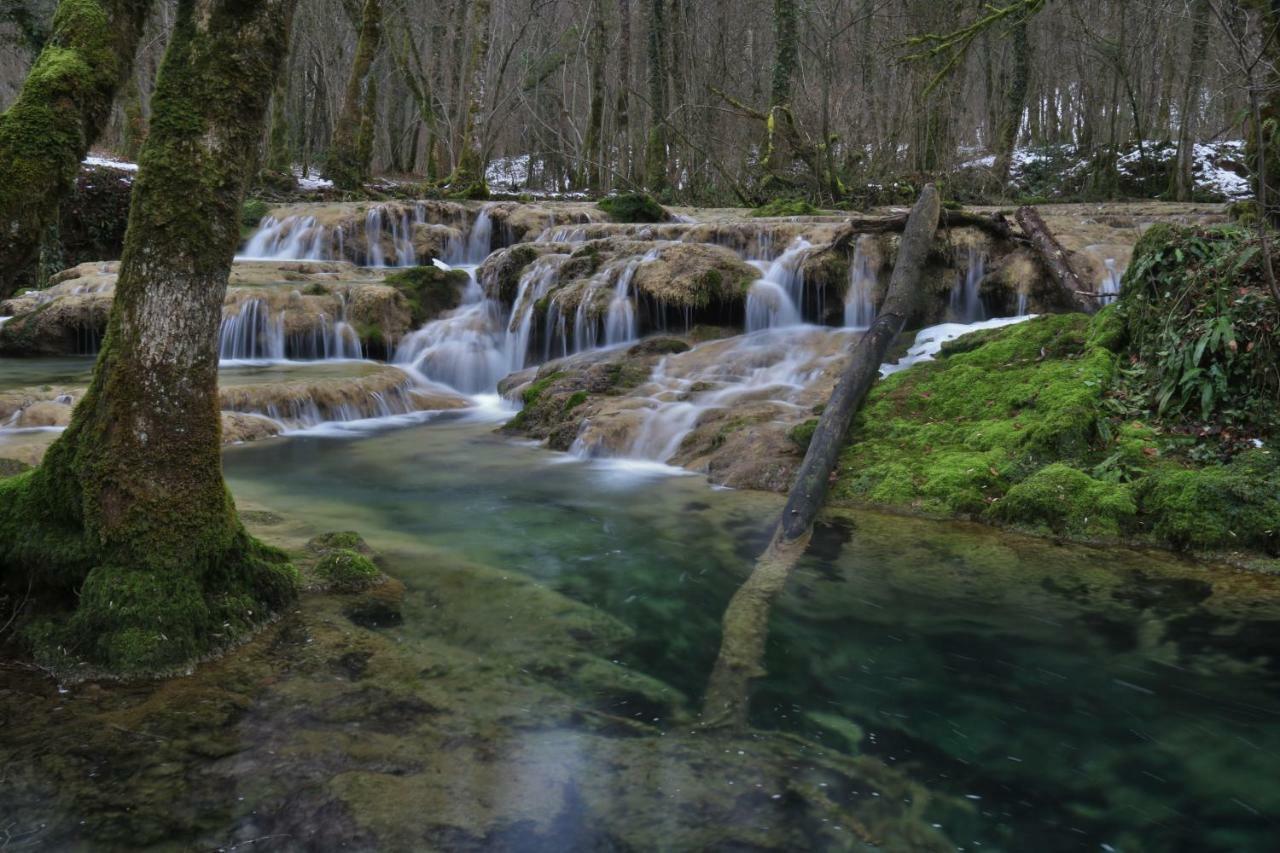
left=3, top=412, right=1279, bottom=850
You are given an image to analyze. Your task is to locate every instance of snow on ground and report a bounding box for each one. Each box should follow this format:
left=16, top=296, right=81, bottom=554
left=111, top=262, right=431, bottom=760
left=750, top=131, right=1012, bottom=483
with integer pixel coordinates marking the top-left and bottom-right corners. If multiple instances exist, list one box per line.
left=82, top=155, right=138, bottom=172
left=294, top=167, right=334, bottom=191
left=880, top=315, right=1035, bottom=378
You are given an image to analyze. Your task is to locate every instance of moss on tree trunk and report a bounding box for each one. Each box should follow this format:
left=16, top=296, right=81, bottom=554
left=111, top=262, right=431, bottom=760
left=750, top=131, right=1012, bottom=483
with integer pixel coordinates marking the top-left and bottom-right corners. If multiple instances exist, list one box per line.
left=327, top=0, right=382, bottom=190
left=0, top=0, right=301, bottom=676
left=0, top=0, right=151, bottom=299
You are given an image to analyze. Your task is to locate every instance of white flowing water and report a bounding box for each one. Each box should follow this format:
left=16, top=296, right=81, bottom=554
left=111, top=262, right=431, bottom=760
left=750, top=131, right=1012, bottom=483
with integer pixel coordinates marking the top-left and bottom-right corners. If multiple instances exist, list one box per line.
left=219, top=299, right=286, bottom=361
left=604, top=257, right=644, bottom=346
left=240, top=216, right=330, bottom=261
left=237, top=202, right=440, bottom=267
left=844, top=234, right=877, bottom=329
left=571, top=327, right=850, bottom=465
left=505, top=255, right=568, bottom=373
left=745, top=238, right=811, bottom=332
left=1100, top=258, right=1121, bottom=305
left=950, top=252, right=987, bottom=323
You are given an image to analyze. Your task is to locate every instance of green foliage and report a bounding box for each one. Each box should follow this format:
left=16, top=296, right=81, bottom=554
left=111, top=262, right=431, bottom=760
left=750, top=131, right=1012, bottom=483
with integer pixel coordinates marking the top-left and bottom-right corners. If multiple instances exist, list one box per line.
left=240, top=198, right=269, bottom=233
left=523, top=371, right=565, bottom=405
left=1117, top=223, right=1278, bottom=437
left=563, top=390, right=589, bottom=412
left=597, top=192, right=668, bottom=223
left=384, top=265, right=469, bottom=325
left=1136, top=451, right=1280, bottom=553
left=750, top=197, right=819, bottom=217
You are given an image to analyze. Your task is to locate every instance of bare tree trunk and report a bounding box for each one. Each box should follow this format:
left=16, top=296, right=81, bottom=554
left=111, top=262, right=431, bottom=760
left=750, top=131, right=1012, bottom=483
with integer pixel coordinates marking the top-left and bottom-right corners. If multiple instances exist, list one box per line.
left=0, top=0, right=151, bottom=299
left=0, top=0, right=300, bottom=675
left=1171, top=0, right=1212, bottom=201
left=644, top=0, right=669, bottom=191
left=582, top=0, right=607, bottom=192
left=327, top=0, right=383, bottom=189
left=701, top=186, right=942, bottom=729
left=615, top=0, right=633, bottom=186
left=994, top=13, right=1030, bottom=185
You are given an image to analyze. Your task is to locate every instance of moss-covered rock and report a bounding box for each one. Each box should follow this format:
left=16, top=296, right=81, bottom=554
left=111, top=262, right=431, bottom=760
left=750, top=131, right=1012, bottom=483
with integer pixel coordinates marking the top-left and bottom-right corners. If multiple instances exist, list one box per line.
left=597, top=192, right=668, bottom=223
left=314, top=548, right=382, bottom=593
left=1137, top=451, right=1280, bottom=554
left=750, top=197, right=820, bottom=217
left=383, top=265, right=469, bottom=326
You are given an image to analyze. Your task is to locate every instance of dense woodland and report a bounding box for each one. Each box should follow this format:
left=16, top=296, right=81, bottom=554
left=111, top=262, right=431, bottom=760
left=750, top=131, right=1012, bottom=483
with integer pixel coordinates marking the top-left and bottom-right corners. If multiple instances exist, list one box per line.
left=1, top=0, right=1271, bottom=203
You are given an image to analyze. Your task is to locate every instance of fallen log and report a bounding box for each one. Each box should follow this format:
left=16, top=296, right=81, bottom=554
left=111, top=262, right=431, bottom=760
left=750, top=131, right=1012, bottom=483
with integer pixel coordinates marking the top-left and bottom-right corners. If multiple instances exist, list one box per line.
left=1015, top=205, right=1097, bottom=314
left=701, top=185, right=942, bottom=729
left=832, top=207, right=1014, bottom=247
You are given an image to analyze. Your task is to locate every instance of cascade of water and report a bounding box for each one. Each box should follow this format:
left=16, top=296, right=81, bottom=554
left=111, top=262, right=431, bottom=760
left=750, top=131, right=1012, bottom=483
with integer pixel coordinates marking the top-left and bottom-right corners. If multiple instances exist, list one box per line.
left=1100, top=258, right=1121, bottom=305
left=393, top=265, right=508, bottom=394
left=240, top=216, right=330, bottom=261
left=463, top=207, right=493, bottom=264
left=571, top=327, right=844, bottom=465
left=505, top=255, right=567, bottom=371
left=844, top=234, right=877, bottom=329
left=604, top=258, right=643, bottom=346
left=744, top=238, right=811, bottom=332
left=364, top=208, right=386, bottom=267
left=219, top=299, right=286, bottom=361
left=949, top=251, right=987, bottom=323
left=239, top=204, right=426, bottom=266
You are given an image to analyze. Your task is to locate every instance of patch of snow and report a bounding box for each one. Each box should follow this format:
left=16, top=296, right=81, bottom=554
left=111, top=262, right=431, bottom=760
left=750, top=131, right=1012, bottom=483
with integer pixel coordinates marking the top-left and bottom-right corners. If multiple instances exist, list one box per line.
left=294, top=167, right=333, bottom=191
left=82, top=155, right=138, bottom=172
left=486, top=155, right=530, bottom=191
left=880, top=315, right=1036, bottom=377
left=1252, top=438, right=1265, bottom=449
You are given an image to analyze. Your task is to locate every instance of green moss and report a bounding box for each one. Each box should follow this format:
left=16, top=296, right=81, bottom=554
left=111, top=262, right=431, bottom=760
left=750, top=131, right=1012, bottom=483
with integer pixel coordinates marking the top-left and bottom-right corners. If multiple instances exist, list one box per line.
left=0, top=458, right=31, bottom=478
left=788, top=418, right=818, bottom=450
left=1136, top=451, right=1280, bottom=553
left=563, top=390, right=589, bottom=412
left=384, top=265, right=469, bottom=325
left=749, top=197, right=819, bottom=217
left=988, top=463, right=1135, bottom=537
left=240, top=198, right=269, bottom=233
left=308, top=530, right=374, bottom=555
left=1085, top=303, right=1126, bottom=352
left=523, top=371, right=565, bottom=406
left=314, top=548, right=381, bottom=593
left=597, top=192, right=668, bottom=223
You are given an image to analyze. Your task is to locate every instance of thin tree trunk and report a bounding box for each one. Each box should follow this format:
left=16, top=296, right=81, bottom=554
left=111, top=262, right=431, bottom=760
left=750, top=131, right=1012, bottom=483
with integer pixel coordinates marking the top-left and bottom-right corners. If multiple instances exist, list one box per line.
left=765, top=0, right=798, bottom=178
left=0, top=0, right=300, bottom=675
left=644, top=0, right=669, bottom=191
left=615, top=0, right=633, bottom=186
left=582, top=0, right=607, bottom=192
left=1171, top=0, right=1212, bottom=201
left=327, top=0, right=383, bottom=189
left=994, top=14, right=1030, bottom=185
left=0, top=0, right=151, bottom=299
left=1016, top=205, right=1097, bottom=313
left=701, top=186, right=942, bottom=730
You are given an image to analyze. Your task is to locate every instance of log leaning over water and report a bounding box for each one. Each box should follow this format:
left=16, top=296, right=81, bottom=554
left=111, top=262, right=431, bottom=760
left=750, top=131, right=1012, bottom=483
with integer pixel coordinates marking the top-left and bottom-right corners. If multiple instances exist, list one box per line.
left=701, top=186, right=942, bottom=729
left=832, top=207, right=1013, bottom=246
left=1015, top=205, right=1098, bottom=314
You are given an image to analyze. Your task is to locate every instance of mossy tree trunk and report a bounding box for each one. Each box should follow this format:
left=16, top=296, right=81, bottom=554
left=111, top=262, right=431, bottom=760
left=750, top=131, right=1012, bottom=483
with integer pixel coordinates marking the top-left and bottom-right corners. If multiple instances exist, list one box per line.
left=1170, top=0, right=1211, bottom=201
left=264, top=73, right=294, bottom=184
left=764, top=0, right=797, bottom=178
left=643, top=0, right=668, bottom=192
left=581, top=0, right=607, bottom=192
left=326, top=0, right=382, bottom=190
left=0, top=0, right=300, bottom=675
left=0, top=0, right=151, bottom=300
left=614, top=0, right=632, bottom=186
left=993, top=13, right=1029, bottom=186
left=454, top=0, right=494, bottom=189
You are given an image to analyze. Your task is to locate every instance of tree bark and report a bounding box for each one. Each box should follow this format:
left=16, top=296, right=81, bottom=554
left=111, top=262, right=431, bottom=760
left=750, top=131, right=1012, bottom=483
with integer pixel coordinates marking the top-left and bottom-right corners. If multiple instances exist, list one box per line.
left=831, top=208, right=1014, bottom=243
left=644, top=0, right=669, bottom=192
left=701, top=186, right=942, bottom=729
left=993, top=13, right=1029, bottom=185
left=327, top=0, right=382, bottom=190
left=455, top=0, right=494, bottom=188
left=0, top=0, right=299, bottom=675
left=1016, top=205, right=1097, bottom=313
left=615, top=0, right=633, bottom=186
left=582, top=0, right=607, bottom=192
left=0, top=0, right=151, bottom=299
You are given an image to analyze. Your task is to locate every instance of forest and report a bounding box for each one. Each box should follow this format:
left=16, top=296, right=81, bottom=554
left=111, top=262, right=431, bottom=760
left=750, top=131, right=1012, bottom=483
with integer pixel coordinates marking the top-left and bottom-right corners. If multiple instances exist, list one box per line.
left=0, top=0, right=1278, bottom=850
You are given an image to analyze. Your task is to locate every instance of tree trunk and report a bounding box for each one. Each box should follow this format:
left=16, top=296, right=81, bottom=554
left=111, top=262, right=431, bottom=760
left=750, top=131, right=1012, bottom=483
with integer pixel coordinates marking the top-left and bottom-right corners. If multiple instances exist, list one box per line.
left=644, top=0, right=669, bottom=192
left=0, top=0, right=300, bottom=675
left=582, top=0, right=607, bottom=192
left=701, top=186, right=942, bottom=729
left=765, top=0, right=798, bottom=177
left=615, top=0, right=632, bottom=186
left=993, top=14, right=1030, bottom=185
left=455, top=0, right=494, bottom=188
left=1016, top=206, right=1097, bottom=313
left=327, top=0, right=383, bottom=190
left=1171, top=0, right=1211, bottom=201
left=265, top=73, right=294, bottom=183
left=0, top=0, right=151, bottom=299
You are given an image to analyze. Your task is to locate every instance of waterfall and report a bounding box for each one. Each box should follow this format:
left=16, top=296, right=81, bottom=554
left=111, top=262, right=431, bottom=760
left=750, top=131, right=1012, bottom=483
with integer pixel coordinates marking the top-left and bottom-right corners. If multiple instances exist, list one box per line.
left=745, top=238, right=811, bottom=332
left=604, top=258, right=643, bottom=346
left=394, top=270, right=507, bottom=394
left=505, top=255, right=567, bottom=371
left=219, top=299, right=285, bottom=361
left=238, top=204, right=425, bottom=267
left=462, top=207, right=493, bottom=264
left=950, top=251, right=987, bottom=323
left=844, top=235, right=877, bottom=329
left=1100, top=258, right=1121, bottom=305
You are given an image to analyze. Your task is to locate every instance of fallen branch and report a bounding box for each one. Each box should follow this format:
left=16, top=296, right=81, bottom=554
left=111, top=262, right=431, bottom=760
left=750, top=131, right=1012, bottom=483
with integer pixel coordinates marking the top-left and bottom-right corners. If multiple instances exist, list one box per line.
left=832, top=208, right=1015, bottom=246
left=701, top=185, right=942, bottom=730
left=1015, top=205, right=1097, bottom=313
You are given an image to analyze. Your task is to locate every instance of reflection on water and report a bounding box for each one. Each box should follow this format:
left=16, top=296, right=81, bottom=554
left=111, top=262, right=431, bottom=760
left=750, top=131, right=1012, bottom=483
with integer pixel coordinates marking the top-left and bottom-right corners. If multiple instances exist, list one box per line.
left=1, top=414, right=1278, bottom=850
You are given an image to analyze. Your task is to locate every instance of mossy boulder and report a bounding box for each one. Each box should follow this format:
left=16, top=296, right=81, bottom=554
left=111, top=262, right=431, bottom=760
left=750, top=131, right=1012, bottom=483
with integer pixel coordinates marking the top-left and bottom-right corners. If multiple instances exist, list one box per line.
left=383, top=265, right=470, bottom=326
left=750, top=197, right=820, bottom=217
left=631, top=243, right=759, bottom=310
left=314, top=548, right=382, bottom=592
left=1136, top=451, right=1280, bottom=554
left=597, top=192, right=669, bottom=223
